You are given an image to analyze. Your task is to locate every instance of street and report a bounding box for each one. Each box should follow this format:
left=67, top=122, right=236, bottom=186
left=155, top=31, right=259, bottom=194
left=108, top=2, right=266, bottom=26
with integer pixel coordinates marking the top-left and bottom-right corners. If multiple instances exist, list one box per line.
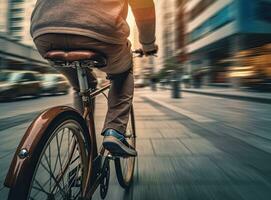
left=1, top=88, right=271, bottom=200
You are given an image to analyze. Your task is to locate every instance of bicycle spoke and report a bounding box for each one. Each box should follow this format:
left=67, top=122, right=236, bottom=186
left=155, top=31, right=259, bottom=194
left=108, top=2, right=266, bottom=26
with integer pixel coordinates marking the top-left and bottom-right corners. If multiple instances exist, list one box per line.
left=48, top=143, right=52, bottom=193
left=71, top=155, right=80, bottom=165
left=55, top=130, right=77, bottom=194
left=66, top=164, right=81, bottom=192
left=61, top=147, right=81, bottom=195
left=56, top=130, right=65, bottom=188
left=40, top=160, right=66, bottom=198
left=52, top=136, right=59, bottom=174
left=31, top=177, right=55, bottom=199
left=43, top=149, right=57, bottom=189
left=51, top=133, right=66, bottom=176
left=56, top=131, right=64, bottom=170
left=28, top=120, right=87, bottom=200
left=31, top=162, right=53, bottom=198
left=73, top=189, right=81, bottom=200
left=32, top=181, right=50, bottom=196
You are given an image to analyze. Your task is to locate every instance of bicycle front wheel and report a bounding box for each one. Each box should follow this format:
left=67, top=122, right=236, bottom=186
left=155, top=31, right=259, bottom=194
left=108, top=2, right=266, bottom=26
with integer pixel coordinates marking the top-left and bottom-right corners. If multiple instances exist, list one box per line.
left=114, top=105, right=136, bottom=189
left=9, top=113, right=91, bottom=200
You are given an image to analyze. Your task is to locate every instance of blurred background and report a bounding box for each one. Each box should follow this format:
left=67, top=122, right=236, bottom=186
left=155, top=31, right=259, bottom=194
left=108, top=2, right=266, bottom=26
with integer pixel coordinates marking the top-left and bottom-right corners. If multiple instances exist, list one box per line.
left=1, top=0, right=271, bottom=200
left=1, top=0, right=271, bottom=97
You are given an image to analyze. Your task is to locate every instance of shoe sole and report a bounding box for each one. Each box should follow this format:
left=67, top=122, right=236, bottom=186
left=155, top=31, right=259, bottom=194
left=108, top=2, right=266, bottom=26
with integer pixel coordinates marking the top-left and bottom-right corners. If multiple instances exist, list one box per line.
left=103, top=136, right=137, bottom=157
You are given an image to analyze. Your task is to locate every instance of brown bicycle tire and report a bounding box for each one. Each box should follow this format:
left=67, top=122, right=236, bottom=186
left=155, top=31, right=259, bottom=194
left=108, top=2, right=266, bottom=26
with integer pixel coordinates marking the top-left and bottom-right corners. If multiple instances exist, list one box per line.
left=8, top=112, right=92, bottom=200
left=114, top=105, right=136, bottom=189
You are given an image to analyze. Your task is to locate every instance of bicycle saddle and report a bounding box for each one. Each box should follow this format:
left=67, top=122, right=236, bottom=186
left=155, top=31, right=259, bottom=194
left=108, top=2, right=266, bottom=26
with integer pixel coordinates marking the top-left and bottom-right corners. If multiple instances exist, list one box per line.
left=45, top=50, right=107, bottom=68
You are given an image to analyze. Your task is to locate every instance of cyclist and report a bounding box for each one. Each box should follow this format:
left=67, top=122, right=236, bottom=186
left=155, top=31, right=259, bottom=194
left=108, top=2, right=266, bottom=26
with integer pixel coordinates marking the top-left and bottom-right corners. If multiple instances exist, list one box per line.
left=31, top=0, right=157, bottom=157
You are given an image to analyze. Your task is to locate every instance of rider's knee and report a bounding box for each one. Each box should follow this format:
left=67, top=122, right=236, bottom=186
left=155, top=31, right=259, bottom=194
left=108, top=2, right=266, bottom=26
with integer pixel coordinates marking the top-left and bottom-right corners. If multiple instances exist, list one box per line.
left=106, top=67, right=133, bottom=81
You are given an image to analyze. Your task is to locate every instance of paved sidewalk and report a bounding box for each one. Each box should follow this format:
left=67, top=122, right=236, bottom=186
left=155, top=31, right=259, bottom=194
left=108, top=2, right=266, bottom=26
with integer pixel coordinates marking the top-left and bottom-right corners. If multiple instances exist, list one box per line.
left=1, top=89, right=271, bottom=199
left=141, top=89, right=271, bottom=154
left=181, top=87, right=271, bottom=104
left=159, top=85, right=271, bottom=104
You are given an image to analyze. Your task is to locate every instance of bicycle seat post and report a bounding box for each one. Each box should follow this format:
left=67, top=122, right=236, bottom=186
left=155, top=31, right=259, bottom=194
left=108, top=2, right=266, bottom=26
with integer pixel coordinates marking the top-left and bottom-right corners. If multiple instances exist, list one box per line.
left=76, top=61, right=91, bottom=104
left=44, top=50, right=107, bottom=108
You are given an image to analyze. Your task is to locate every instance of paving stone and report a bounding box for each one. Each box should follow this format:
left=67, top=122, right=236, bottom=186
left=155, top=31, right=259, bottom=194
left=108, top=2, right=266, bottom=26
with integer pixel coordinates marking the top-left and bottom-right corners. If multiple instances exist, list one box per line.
left=136, top=156, right=179, bottom=184
left=166, top=121, right=189, bottom=129
left=92, top=185, right=132, bottom=200
left=170, top=156, right=230, bottom=184
left=132, top=185, right=183, bottom=200
left=136, top=139, right=155, bottom=156
left=210, top=155, right=269, bottom=184
left=159, top=128, right=190, bottom=138
left=179, top=138, right=223, bottom=155
left=232, top=184, right=271, bottom=200
left=151, top=139, right=191, bottom=156
left=175, top=185, right=242, bottom=200
left=136, top=128, right=163, bottom=139
left=139, top=121, right=170, bottom=129
left=0, top=187, right=9, bottom=200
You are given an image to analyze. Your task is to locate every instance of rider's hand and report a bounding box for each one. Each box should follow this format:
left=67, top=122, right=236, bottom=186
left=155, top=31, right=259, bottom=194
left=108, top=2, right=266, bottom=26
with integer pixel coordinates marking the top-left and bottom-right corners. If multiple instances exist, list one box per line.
left=142, top=43, right=158, bottom=56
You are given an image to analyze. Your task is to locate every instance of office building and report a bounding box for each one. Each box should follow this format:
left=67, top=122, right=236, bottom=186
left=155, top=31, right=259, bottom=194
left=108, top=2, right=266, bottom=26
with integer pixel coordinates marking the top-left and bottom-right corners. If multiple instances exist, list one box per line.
left=175, top=0, right=187, bottom=64
left=21, top=0, right=36, bottom=46
left=0, top=0, right=8, bottom=32
left=8, top=0, right=36, bottom=46
left=153, top=0, right=179, bottom=73
left=185, top=0, right=271, bottom=86
left=0, top=1, right=48, bottom=71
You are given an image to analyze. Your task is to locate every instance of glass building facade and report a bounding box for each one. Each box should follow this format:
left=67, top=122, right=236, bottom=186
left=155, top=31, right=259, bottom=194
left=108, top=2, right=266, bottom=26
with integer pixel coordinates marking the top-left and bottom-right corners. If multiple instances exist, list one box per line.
left=185, top=0, right=271, bottom=88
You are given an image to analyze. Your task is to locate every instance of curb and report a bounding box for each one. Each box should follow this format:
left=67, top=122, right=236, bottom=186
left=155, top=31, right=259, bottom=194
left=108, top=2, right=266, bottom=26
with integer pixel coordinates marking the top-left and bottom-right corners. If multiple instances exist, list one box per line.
left=182, top=89, right=271, bottom=104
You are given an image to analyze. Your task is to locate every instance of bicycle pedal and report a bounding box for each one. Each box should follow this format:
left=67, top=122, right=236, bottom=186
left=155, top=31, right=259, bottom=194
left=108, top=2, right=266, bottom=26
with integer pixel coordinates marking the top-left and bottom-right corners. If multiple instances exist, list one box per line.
left=106, top=153, right=115, bottom=160
left=108, top=153, right=126, bottom=159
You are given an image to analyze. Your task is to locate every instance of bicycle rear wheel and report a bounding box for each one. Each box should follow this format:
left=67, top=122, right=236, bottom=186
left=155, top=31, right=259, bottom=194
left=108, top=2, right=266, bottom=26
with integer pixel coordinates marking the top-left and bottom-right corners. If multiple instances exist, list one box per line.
left=8, top=113, right=91, bottom=200
left=114, top=105, right=136, bottom=189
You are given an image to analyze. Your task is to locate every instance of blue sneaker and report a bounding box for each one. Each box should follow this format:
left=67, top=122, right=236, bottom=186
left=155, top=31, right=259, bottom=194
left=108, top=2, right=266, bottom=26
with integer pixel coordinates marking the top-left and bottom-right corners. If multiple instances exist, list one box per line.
left=103, top=129, right=137, bottom=157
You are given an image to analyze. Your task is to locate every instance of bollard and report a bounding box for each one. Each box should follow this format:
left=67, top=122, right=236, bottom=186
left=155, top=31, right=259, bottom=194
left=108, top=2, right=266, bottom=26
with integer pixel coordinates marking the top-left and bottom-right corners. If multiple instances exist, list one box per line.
left=171, top=79, right=181, bottom=99
left=151, top=82, right=157, bottom=91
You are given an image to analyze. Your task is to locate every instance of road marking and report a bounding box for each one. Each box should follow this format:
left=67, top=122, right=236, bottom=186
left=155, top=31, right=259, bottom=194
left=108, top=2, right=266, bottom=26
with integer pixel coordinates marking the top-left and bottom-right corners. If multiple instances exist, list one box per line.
left=143, top=96, right=216, bottom=123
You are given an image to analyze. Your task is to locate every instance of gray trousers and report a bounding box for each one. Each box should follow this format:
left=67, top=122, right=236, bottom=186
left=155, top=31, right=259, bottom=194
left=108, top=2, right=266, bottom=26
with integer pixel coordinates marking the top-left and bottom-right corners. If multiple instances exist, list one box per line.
left=34, top=33, right=134, bottom=134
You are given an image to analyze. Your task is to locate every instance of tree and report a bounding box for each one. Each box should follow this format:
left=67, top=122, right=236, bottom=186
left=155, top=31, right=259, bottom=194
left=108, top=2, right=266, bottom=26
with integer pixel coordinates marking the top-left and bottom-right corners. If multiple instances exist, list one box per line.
left=156, top=57, right=182, bottom=80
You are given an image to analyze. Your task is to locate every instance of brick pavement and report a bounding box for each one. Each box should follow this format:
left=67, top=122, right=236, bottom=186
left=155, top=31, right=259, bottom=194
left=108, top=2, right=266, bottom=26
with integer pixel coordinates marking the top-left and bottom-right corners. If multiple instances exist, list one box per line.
left=1, top=89, right=271, bottom=199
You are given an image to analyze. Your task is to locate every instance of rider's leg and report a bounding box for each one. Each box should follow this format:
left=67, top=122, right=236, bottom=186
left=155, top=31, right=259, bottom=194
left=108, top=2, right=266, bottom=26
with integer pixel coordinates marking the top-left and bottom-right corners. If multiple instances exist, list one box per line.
left=102, top=67, right=134, bottom=135
left=102, top=67, right=137, bottom=156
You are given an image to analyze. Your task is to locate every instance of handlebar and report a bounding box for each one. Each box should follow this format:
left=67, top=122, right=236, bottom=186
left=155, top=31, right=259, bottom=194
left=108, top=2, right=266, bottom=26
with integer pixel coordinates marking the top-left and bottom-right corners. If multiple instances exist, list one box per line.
left=132, top=49, right=157, bottom=57
left=132, top=49, right=144, bottom=57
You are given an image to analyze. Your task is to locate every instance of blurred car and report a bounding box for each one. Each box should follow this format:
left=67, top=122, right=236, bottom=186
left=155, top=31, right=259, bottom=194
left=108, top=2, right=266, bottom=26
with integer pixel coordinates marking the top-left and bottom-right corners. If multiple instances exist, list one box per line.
left=41, top=74, right=70, bottom=95
left=134, top=78, right=146, bottom=88
left=0, top=70, right=42, bottom=100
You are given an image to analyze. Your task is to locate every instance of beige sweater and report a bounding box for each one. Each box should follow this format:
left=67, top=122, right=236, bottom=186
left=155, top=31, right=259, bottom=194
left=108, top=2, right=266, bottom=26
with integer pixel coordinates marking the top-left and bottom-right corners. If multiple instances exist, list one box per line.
left=31, top=0, right=156, bottom=49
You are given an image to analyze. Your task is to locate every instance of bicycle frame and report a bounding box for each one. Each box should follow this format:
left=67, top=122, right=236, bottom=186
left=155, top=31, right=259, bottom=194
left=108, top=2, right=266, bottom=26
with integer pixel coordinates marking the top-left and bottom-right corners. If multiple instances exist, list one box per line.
left=4, top=62, right=111, bottom=199
left=4, top=48, right=144, bottom=198
left=75, top=62, right=112, bottom=198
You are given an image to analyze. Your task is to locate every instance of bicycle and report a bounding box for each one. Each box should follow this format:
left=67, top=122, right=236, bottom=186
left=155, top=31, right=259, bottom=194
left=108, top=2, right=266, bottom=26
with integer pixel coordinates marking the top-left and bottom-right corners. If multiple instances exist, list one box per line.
left=4, top=49, right=145, bottom=200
